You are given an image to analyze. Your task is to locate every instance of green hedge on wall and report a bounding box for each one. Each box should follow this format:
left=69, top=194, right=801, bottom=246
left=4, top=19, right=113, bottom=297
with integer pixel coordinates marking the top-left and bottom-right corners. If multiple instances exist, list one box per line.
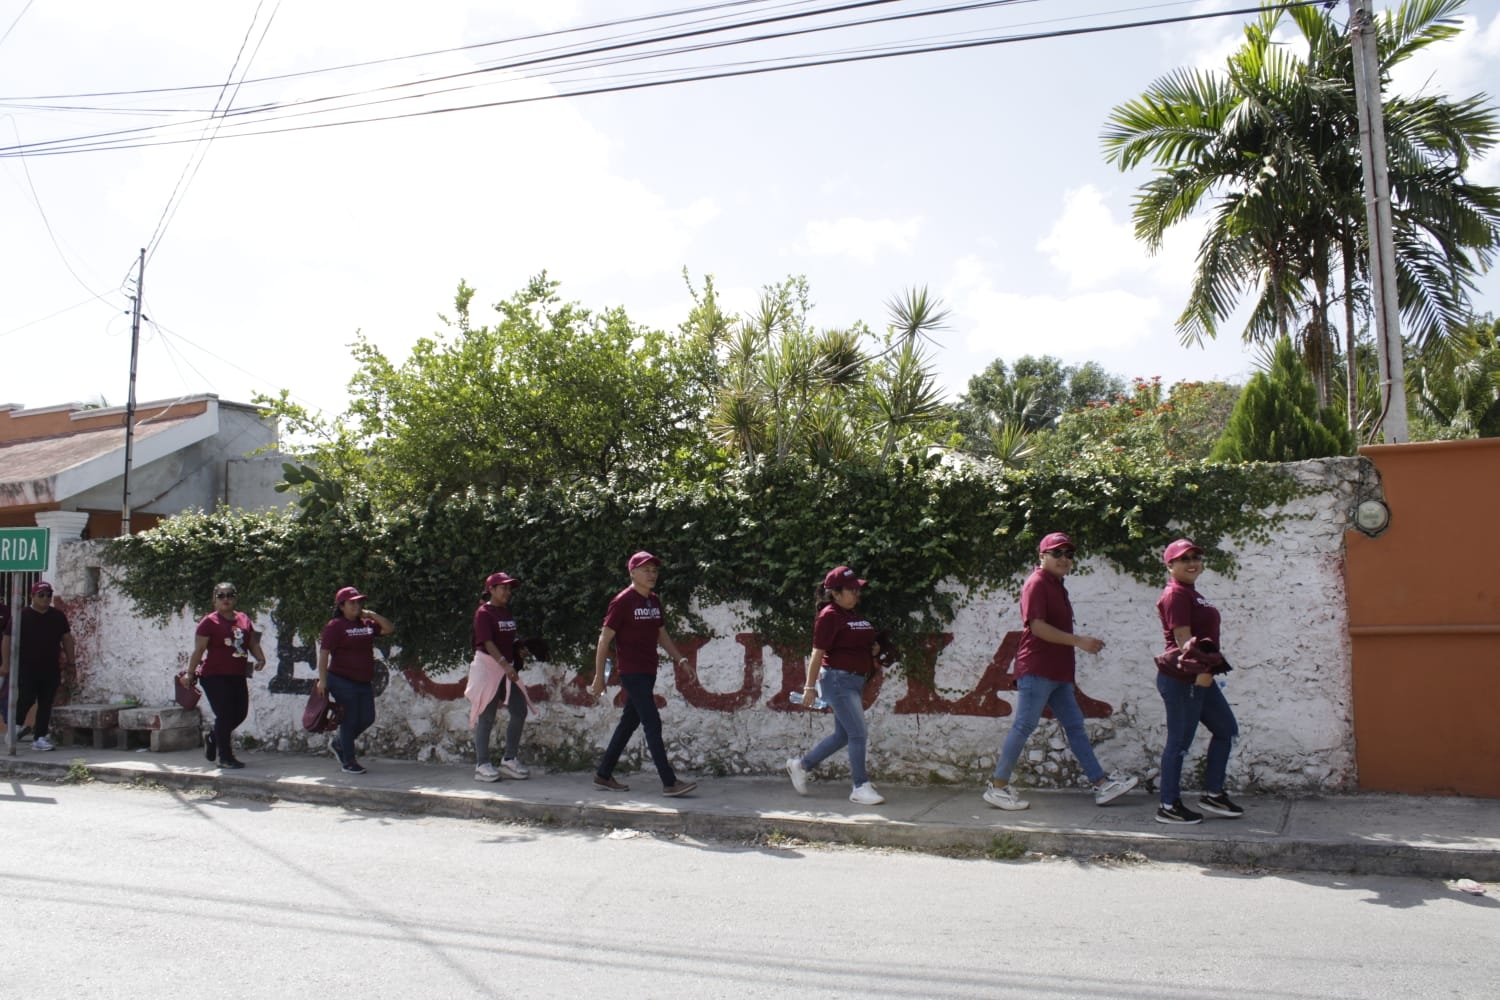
left=109, top=456, right=1301, bottom=676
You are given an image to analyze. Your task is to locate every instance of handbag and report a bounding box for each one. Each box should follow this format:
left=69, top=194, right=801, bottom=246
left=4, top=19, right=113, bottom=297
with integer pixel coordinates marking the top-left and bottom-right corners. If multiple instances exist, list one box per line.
left=174, top=671, right=202, bottom=709
left=302, top=683, right=345, bottom=733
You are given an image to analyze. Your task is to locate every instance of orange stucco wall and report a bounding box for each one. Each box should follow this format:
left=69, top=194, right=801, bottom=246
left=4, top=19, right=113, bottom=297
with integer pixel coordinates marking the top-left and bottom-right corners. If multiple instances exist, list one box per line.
left=1346, top=437, right=1500, bottom=796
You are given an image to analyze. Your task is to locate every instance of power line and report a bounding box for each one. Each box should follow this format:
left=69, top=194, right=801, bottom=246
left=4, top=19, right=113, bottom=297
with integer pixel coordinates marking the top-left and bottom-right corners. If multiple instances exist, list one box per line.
left=143, top=0, right=284, bottom=262
left=0, top=1, right=1333, bottom=160
left=0, top=0, right=34, bottom=51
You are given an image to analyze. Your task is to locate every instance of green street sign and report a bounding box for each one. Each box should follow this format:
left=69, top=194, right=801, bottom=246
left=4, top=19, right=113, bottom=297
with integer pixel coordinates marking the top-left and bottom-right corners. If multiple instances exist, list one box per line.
left=0, top=527, right=49, bottom=571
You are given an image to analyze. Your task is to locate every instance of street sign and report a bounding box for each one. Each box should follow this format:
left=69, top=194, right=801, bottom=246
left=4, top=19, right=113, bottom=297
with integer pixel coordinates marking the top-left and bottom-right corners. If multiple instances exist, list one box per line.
left=0, top=527, right=49, bottom=571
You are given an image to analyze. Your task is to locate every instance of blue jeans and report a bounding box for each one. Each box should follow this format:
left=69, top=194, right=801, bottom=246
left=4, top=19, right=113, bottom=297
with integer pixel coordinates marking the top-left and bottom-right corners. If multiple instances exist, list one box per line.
left=325, top=672, right=376, bottom=765
left=1157, top=673, right=1237, bottom=805
left=991, top=674, right=1105, bottom=785
left=598, top=672, right=677, bottom=786
left=800, top=668, right=870, bottom=787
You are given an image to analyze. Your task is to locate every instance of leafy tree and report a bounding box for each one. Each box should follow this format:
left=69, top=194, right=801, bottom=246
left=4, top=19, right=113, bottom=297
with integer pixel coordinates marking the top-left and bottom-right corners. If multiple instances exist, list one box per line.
left=259, top=275, right=715, bottom=505
left=1103, top=0, right=1500, bottom=420
left=952, top=355, right=1125, bottom=461
left=704, top=277, right=951, bottom=467
left=1407, top=312, right=1500, bottom=438
left=1211, top=339, right=1355, bottom=462
left=1030, top=377, right=1242, bottom=469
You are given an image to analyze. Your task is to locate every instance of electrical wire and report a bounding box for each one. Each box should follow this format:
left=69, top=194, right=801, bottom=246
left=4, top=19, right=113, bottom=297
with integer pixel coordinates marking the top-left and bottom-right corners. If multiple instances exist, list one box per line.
left=0, top=0, right=35, bottom=51
left=0, top=1, right=1329, bottom=160
left=143, top=0, right=283, bottom=263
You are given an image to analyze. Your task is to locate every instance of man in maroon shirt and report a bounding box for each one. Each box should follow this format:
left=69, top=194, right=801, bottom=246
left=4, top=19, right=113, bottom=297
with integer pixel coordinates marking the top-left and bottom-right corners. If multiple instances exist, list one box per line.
left=589, top=551, right=697, bottom=797
left=982, top=533, right=1138, bottom=811
left=8, top=581, right=75, bottom=751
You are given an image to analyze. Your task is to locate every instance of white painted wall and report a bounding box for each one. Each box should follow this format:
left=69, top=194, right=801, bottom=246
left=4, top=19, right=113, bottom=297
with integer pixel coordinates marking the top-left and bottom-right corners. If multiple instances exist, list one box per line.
left=55, top=459, right=1361, bottom=793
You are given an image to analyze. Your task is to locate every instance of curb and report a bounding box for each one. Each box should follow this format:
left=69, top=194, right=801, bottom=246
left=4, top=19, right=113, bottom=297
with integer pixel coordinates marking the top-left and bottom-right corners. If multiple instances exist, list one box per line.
left=4, top=757, right=1495, bottom=881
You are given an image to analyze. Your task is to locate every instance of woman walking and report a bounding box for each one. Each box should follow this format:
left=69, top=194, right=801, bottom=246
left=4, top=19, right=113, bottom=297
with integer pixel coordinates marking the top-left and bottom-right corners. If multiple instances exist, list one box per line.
left=983, top=533, right=1138, bottom=811
left=182, top=582, right=266, bottom=769
left=1154, top=539, right=1243, bottom=825
left=786, top=566, right=885, bottom=806
left=466, top=571, right=533, bottom=782
left=316, top=586, right=395, bottom=775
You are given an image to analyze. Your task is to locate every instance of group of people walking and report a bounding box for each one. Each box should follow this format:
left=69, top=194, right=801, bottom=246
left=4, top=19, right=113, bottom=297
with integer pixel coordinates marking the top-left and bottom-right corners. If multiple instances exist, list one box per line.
left=160, top=532, right=1244, bottom=825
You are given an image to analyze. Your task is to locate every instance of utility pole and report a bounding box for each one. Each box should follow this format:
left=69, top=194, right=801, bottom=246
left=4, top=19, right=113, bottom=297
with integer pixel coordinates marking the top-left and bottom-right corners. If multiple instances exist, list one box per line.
left=121, top=247, right=144, bottom=535
left=1349, top=0, right=1409, bottom=443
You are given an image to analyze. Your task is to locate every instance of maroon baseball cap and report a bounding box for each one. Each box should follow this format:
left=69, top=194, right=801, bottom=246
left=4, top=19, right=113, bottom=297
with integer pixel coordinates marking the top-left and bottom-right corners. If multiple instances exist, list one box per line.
left=823, top=566, right=867, bottom=591
left=1038, top=532, right=1075, bottom=554
left=1163, top=539, right=1203, bottom=564
left=334, top=586, right=368, bottom=605
left=485, top=572, right=520, bottom=590
left=627, top=551, right=661, bottom=571
left=31, top=580, right=54, bottom=594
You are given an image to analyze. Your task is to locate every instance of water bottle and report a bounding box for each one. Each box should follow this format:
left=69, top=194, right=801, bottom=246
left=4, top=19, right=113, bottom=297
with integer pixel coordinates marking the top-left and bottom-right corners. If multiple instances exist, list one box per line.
left=789, top=689, right=828, bottom=709
left=604, top=657, right=614, bottom=683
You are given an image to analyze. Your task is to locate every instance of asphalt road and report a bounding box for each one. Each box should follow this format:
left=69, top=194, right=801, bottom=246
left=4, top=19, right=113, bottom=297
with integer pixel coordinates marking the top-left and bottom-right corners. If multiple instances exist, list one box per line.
left=5, top=778, right=1495, bottom=999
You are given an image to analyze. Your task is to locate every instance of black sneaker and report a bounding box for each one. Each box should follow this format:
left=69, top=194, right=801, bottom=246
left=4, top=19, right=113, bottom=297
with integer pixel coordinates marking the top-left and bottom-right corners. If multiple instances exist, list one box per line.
left=1199, top=792, right=1245, bottom=818
left=1155, top=800, right=1204, bottom=825
left=219, top=757, right=245, bottom=770
left=341, top=760, right=367, bottom=775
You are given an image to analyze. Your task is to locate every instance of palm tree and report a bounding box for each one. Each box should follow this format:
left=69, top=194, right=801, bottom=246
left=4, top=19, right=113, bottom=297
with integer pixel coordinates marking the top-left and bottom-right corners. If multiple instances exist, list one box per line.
left=1102, top=0, right=1500, bottom=434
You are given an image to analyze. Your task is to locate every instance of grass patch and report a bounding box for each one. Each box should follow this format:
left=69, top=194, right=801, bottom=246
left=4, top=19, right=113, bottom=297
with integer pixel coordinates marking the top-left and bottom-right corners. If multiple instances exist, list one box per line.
left=63, top=759, right=94, bottom=784
left=984, top=833, right=1027, bottom=861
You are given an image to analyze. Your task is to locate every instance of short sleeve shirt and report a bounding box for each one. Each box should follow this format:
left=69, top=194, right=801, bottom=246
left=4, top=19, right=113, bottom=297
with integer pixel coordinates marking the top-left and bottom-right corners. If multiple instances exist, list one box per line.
left=321, top=615, right=381, bottom=683
left=813, top=603, right=877, bottom=675
left=195, top=611, right=258, bottom=677
left=17, top=606, right=70, bottom=674
left=1157, top=579, right=1222, bottom=651
left=1015, top=567, right=1076, bottom=683
left=603, top=587, right=664, bottom=675
left=472, top=602, right=517, bottom=662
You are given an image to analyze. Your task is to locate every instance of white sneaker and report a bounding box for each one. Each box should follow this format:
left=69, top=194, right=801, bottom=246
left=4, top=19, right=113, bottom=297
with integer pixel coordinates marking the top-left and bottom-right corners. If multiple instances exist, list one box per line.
left=499, top=758, right=530, bottom=780
left=474, top=763, right=501, bottom=782
left=786, top=757, right=809, bottom=795
left=1093, top=773, right=1139, bottom=805
left=982, top=782, right=1029, bottom=810
left=32, top=736, right=55, bottom=752
left=849, top=782, right=885, bottom=805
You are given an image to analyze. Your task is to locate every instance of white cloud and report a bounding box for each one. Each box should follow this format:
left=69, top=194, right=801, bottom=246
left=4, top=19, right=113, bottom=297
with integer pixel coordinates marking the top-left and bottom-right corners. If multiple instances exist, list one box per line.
left=793, top=216, right=922, bottom=264
left=1037, top=185, right=1205, bottom=293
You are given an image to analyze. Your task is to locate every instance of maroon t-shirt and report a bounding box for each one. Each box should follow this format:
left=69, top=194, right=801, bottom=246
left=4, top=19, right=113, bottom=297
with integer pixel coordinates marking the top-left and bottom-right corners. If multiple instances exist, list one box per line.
left=1015, top=567, right=1076, bottom=683
left=472, top=602, right=517, bottom=661
left=602, top=587, right=664, bottom=675
left=195, top=611, right=258, bottom=677
left=812, top=603, right=877, bottom=675
left=16, top=606, right=69, bottom=674
left=1157, top=579, right=1222, bottom=650
left=321, top=615, right=381, bottom=683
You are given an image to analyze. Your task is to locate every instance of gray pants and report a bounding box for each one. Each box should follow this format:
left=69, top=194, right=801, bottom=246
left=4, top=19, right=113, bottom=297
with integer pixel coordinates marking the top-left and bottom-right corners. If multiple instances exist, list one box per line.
left=475, top=682, right=527, bottom=764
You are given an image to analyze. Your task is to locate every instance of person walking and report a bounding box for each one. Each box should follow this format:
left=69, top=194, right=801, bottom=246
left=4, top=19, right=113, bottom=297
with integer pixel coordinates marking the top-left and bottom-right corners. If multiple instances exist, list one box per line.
left=786, top=566, right=886, bottom=806
left=316, top=586, right=395, bottom=775
left=1154, top=538, right=1243, bottom=825
left=181, top=582, right=267, bottom=769
left=983, top=533, right=1138, bottom=811
left=588, top=551, right=697, bottom=797
left=7, top=582, right=75, bottom=751
left=466, top=571, right=534, bottom=782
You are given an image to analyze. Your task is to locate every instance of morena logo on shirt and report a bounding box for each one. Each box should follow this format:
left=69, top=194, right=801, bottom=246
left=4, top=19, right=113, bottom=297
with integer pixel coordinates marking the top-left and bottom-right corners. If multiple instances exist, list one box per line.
left=632, top=607, right=662, bottom=621
left=846, top=618, right=874, bottom=630
left=345, top=625, right=377, bottom=638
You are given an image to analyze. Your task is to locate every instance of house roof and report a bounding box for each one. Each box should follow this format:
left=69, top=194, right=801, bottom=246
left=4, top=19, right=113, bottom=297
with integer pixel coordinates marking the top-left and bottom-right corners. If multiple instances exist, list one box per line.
left=0, top=399, right=220, bottom=508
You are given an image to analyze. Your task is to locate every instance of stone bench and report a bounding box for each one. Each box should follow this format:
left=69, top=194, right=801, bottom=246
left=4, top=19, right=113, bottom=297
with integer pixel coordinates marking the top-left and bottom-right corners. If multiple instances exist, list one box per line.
left=49, top=704, right=122, bottom=749
left=117, top=706, right=202, bottom=752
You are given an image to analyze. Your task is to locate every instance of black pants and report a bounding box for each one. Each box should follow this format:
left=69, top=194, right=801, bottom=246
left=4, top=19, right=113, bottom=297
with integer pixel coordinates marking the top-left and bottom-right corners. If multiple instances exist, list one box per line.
left=597, top=672, right=676, bottom=786
left=200, top=674, right=250, bottom=761
left=15, top=668, right=61, bottom=739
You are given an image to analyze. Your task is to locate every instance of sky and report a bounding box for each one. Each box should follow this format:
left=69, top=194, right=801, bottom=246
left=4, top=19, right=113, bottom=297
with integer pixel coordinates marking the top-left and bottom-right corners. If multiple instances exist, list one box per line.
left=2, top=0, right=1499, bottom=425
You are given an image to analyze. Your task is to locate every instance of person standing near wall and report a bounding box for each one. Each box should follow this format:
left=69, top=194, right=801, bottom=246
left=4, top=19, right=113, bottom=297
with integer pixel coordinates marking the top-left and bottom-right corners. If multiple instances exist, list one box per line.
left=182, top=582, right=267, bottom=769
left=983, top=533, right=1138, bottom=811
left=588, top=551, right=697, bottom=797
left=1154, top=539, right=1243, bottom=825
left=786, top=566, right=886, bottom=806
left=466, top=571, right=533, bottom=782
left=7, top=582, right=75, bottom=751
left=0, top=596, right=11, bottom=734
left=316, top=586, right=395, bottom=775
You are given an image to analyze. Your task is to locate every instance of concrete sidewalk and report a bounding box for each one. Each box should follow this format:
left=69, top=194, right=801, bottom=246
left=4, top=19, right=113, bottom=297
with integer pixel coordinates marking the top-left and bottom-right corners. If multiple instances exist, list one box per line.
left=3, top=745, right=1497, bottom=881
